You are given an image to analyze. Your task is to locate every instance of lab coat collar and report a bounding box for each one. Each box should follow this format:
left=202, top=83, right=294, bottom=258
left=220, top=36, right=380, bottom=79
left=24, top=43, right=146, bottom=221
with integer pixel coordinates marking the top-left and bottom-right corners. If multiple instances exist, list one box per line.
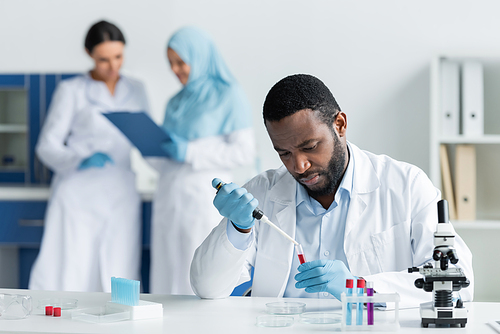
left=267, top=167, right=296, bottom=240
left=344, top=141, right=381, bottom=243
left=84, top=72, right=133, bottom=110
left=266, top=168, right=297, bottom=296
left=268, top=167, right=296, bottom=206
left=349, top=141, right=380, bottom=194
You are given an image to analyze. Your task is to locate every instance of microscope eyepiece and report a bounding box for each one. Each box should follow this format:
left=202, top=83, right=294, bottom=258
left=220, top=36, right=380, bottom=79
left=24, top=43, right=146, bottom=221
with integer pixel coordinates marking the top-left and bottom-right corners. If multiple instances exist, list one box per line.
left=437, top=199, right=449, bottom=224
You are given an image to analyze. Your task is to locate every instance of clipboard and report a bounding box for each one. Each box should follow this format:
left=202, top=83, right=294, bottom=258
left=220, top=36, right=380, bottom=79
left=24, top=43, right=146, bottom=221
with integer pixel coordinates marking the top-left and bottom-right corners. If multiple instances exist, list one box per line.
left=103, top=111, right=169, bottom=157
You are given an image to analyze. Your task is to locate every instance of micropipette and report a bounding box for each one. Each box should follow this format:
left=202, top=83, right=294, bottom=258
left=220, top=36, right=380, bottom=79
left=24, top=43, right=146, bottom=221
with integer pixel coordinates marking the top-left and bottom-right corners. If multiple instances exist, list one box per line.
left=214, top=180, right=307, bottom=264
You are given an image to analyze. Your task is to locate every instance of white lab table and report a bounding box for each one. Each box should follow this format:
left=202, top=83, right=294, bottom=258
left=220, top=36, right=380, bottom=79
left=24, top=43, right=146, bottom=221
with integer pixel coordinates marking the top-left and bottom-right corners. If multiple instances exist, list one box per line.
left=0, top=288, right=498, bottom=333
left=0, top=186, right=155, bottom=201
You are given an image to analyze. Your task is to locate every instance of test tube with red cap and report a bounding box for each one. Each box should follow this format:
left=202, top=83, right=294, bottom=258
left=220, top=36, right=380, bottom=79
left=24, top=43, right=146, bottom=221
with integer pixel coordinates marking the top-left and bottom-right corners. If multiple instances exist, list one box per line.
left=356, top=279, right=366, bottom=325
left=295, top=244, right=307, bottom=264
left=346, top=279, right=354, bottom=325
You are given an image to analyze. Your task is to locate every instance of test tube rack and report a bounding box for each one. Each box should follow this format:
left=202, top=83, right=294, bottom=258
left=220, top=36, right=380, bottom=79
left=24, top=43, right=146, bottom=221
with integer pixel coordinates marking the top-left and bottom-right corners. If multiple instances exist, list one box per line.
left=341, top=292, right=400, bottom=331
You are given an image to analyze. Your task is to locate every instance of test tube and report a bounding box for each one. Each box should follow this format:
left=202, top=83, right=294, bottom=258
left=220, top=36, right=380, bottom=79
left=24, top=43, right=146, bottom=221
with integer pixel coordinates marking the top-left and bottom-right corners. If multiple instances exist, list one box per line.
left=356, top=279, right=365, bottom=325
left=345, top=279, right=354, bottom=325
left=366, top=281, right=374, bottom=325
left=295, top=244, right=306, bottom=264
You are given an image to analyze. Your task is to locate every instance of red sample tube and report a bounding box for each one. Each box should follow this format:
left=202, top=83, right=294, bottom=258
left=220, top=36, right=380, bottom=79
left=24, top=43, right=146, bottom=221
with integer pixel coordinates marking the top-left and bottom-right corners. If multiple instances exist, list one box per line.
left=45, top=306, right=53, bottom=316
left=295, top=244, right=306, bottom=264
left=53, top=307, right=61, bottom=317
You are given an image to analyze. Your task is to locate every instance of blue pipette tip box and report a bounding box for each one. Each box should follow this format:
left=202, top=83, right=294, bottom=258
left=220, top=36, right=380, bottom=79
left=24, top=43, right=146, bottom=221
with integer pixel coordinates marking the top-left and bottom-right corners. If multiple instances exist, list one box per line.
left=108, top=277, right=163, bottom=320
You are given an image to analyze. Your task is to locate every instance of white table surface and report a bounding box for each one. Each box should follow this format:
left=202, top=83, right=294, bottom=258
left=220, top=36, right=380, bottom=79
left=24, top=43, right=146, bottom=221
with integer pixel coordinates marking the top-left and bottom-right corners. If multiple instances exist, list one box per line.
left=0, top=187, right=154, bottom=201
left=0, top=289, right=498, bottom=334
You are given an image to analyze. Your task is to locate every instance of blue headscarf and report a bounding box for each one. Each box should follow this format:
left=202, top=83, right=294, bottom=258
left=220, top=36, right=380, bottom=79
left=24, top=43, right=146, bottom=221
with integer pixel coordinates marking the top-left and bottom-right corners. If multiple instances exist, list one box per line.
left=163, top=26, right=252, bottom=140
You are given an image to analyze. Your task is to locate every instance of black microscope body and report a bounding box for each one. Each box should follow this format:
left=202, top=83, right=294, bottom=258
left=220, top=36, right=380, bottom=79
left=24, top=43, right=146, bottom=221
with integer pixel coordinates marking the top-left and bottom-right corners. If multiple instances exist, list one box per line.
left=408, top=199, right=470, bottom=328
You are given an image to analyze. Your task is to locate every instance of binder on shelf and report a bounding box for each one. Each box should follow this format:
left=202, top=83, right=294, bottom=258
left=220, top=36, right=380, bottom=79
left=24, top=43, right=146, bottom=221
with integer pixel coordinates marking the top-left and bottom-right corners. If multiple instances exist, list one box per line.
left=461, top=60, right=484, bottom=136
left=440, top=59, right=460, bottom=136
left=454, top=144, right=476, bottom=220
left=439, top=144, right=457, bottom=220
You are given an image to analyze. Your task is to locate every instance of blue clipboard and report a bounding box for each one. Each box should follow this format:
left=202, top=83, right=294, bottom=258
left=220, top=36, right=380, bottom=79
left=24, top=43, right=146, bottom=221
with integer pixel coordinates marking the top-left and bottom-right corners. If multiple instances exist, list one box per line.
left=103, top=111, right=169, bottom=157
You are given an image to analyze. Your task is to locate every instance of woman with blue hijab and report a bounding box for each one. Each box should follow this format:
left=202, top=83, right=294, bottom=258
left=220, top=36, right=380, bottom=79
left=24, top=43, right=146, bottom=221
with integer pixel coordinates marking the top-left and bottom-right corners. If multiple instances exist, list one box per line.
left=150, top=27, right=256, bottom=294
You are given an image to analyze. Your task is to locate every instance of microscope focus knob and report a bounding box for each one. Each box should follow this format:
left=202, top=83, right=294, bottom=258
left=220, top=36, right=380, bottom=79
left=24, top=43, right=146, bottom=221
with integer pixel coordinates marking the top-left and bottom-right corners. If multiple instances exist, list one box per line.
left=448, top=249, right=459, bottom=264
left=433, top=250, right=443, bottom=261
left=415, top=278, right=425, bottom=289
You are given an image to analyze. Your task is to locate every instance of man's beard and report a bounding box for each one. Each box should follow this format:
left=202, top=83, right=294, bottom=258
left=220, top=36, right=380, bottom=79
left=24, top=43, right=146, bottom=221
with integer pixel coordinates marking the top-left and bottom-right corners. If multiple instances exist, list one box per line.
left=298, top=132, right=347, bottom=198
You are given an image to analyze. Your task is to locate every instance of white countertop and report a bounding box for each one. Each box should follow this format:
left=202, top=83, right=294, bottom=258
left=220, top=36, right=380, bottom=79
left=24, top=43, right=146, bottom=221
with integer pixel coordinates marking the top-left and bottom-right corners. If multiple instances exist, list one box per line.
left=0, top=288, right=497, bottom=333
left=0, top=186, right=155, bottom=201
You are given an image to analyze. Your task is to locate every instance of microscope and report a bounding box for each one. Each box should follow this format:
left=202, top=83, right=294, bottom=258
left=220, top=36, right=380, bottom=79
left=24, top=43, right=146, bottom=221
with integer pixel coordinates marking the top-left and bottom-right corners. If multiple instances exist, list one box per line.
left=408, top=199, right=470, bottom=328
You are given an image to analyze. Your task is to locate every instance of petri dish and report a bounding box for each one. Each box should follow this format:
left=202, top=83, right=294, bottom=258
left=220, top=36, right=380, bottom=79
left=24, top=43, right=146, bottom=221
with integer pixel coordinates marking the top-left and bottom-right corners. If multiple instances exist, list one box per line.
left=38, top=298, right=78, bottom=310
left=71, top=306, right=130, bottom=323
left=299, top=312, right=342, bottom=325
left=256, top=315, right=294, bottom=327
left=266, top=301, right=305, bottom=315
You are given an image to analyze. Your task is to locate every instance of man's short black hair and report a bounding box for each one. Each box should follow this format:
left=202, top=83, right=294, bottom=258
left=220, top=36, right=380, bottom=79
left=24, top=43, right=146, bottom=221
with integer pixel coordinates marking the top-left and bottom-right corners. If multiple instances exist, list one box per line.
left=263, top=74, right=341, bottom=126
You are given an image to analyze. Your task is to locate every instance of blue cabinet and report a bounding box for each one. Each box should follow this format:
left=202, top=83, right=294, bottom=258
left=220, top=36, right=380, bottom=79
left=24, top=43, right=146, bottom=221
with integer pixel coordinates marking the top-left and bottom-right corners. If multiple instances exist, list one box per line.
left=0, top=74, right=78, bottom=184
left=0, top=200, right=46, bottom=289
left=0, top=199, right=251, bottom=295
left=0, top=200, right=153, bottom=292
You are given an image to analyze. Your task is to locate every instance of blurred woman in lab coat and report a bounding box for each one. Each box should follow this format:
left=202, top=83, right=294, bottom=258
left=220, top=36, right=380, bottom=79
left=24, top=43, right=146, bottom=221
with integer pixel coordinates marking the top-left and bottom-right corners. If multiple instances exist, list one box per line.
left=29, top=20, right=149, bottom=292
left=149, top=26, right=256, bottom=294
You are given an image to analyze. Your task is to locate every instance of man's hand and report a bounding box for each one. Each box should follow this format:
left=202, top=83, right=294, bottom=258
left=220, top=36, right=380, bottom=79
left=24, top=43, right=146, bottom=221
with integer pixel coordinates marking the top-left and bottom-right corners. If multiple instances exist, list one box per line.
left=295, top=259, right=355, bottom=300
left=212, top=178, right=258, bottom=230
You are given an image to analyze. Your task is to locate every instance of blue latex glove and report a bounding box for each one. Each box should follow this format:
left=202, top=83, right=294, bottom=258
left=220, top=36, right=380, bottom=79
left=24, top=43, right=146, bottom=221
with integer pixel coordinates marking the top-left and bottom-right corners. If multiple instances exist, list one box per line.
left=78, top=152, right=114, bottom=170
left=211, top=178, right=259, bottom=230
left=161, top=132, right=187, bottom=162
left=295, top=259, right=355, bottom=300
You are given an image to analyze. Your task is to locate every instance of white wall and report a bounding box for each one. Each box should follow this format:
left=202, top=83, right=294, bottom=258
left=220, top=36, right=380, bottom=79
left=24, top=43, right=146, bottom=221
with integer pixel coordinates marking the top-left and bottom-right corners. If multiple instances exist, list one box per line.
left=4, top=0, right=500, bottom=188
left=2, top=0, right=500, bottom=299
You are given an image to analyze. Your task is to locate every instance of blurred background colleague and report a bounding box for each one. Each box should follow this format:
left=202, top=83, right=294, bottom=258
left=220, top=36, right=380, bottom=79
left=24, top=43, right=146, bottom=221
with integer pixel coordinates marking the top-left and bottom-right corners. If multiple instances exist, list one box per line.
left=29, top=20, right=149, bottom=292
left=149, top=26, right=256, bottom=294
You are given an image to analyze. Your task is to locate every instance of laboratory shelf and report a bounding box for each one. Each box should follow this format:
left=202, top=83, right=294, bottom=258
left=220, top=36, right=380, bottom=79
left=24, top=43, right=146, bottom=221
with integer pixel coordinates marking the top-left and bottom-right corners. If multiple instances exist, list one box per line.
left=451, top=220, right=500, bottom=230
left=0, top=73, right=79, bottom=185
left=438, top=135, right=500, bottom=144
left=0, top=124, right=27, bottom=133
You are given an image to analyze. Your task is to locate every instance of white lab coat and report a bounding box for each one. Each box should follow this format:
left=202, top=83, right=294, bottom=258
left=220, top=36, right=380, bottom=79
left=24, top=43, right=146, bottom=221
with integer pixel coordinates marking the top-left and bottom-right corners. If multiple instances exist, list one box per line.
left=149, top=127, right=256, bottom=294
left=191, top=142, right=474, bottom=308
left=29, top=73, right=149, bottom=292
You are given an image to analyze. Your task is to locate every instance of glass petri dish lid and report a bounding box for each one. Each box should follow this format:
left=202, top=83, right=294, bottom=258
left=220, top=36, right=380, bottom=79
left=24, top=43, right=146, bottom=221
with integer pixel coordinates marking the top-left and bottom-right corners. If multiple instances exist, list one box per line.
left=38, top=298, right=78, bottom=310
left=256, top=315, right=294, bottom=327
left=266, top=301, right=306, bottom=315
left=299, top=312, right=342, bottom=325
left=71, top=306, right=130, bottom=323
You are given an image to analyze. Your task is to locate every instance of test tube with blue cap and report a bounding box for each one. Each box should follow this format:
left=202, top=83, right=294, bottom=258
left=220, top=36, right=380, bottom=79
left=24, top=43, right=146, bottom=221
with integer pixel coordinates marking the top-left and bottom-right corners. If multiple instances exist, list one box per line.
left=213, top=179, right=307, bottom=264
